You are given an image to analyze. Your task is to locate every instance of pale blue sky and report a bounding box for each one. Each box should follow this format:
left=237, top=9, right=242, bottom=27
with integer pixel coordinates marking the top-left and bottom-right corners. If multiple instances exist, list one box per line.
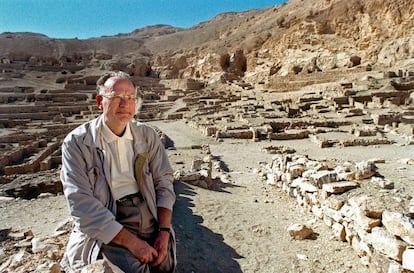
left=0, top=0, right=286, bottom=39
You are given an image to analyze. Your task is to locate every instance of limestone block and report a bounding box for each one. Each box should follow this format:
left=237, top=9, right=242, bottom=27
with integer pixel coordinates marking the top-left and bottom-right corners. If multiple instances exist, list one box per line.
left=354, top=209, right=382, bottom=232
left=322, top=181, right=359, bottom=194
left=180, top=172, right=202, bottom=182
left=343, top=221, right=355, bottom=244
left=311, top=205, right=323, bottom=219
left=371, top=113, right=401, bottom=126
left=340, top=204, right=354, bottom=219
left=336, top=171, right=355, bottom=181
left=402, top=247, right=414, bottom=271
left=349, top=195, right=383, bottom=220
left=310, top=170, right=338, bottom=188
left=205, top=126, right=217, bottom=136
left=31, top=238, right=57, bottom=254
left=282, top=172, right=293, bottom=183
left=371, top=227, right=407, bottom=262
left=351, top=235, right=365, bottom=256
left=332, top=222, right=346, bottom=242
left=287, top=164, right=306, bottom=178
left=382, top=210, right=414, bottom=245
left=302, top=169, right=316, bottom=179
left=354, top=128, right=378, bottom=137
left=354, top=160, right=377, bottom=180
left=293, top=178, right=318, bottom=193
left=40, top=156, right=52, bottom=171
left=369, top=252, right=403, bottom=273
left=323, top=206, right=343, bottom=223
left=357, top=234, right=373, bottom=257
left=323, top=195, right=345, bottom=210
left=305, top=192, right=319, bottom=206
left=266, top=173, right=276, bottom=185
left=323, top=215, right=334, bottom=227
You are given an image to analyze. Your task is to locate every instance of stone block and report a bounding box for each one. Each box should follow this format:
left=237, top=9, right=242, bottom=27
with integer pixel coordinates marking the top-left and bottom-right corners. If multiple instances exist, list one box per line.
left=322, top=181, right=359, bottom=194
left=382, top=210, right=414, bottom=245
left=371, top=227, right=407, bottom=262
left=332, top=222, right=346, bottom=241
left=310, top=170, right=338, bottom=188
left=402, top=247, right=414, bottom=271
left=354, top=209, right=382, bottom=232
left=287, top=223, right=314, bottom=240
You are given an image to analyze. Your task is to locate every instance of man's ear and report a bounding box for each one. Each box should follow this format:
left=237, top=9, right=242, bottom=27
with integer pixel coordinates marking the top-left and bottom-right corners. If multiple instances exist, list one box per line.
left=96, top=95, right=103, bottom=109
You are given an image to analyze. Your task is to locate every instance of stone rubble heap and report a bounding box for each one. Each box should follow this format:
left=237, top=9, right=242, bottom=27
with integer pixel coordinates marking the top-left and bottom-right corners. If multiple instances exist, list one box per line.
left=255, top=154, right=414, bottom=272
left=172, top=144, right=232, bottom=190
left=0, top=219, right=70, bottom=273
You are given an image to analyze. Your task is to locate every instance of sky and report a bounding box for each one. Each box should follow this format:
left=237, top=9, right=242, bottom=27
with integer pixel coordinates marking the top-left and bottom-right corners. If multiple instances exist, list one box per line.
left=0, top=0, right=286, bottom=39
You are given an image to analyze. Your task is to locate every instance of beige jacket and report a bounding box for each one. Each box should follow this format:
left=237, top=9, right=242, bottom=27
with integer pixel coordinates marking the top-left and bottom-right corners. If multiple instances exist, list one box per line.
left=60, top=115, right=176, bottom=272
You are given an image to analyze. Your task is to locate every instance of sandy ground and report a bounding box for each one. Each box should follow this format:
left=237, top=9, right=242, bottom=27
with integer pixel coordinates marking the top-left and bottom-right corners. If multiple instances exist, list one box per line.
left=2, top=119, right=414, bottom=272
left=153, top=120, right=372, bottom=273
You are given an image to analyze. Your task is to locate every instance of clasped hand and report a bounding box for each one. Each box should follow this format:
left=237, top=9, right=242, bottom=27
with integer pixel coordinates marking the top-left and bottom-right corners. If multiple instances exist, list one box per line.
left=128, top=232, right=169, bottom=266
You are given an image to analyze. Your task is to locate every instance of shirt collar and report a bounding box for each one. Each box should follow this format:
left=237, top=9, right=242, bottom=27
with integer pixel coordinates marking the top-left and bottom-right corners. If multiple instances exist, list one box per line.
left=101, top=121, right=133, bottom=143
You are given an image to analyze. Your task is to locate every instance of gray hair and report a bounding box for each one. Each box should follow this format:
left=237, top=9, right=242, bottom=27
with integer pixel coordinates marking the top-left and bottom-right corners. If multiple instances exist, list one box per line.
left=96, top=71, right=137, bottom=95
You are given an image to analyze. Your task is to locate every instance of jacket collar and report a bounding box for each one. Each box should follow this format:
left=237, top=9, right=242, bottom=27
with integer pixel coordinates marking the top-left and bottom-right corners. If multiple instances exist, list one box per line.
left=83, top=115, right=104, bottom=149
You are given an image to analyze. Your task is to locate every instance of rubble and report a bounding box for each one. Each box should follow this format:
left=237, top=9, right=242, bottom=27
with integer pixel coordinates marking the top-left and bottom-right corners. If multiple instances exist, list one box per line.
left=255, top=153, right=414, bottom=271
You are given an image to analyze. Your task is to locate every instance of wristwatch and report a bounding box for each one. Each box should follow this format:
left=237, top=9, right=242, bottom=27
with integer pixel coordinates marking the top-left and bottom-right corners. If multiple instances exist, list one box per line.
left=159, top=227, right=171, bottom=233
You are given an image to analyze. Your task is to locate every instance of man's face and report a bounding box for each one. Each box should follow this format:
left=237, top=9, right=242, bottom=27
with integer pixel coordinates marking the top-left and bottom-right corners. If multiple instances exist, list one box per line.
left=96, top=78, right=137, bottom=134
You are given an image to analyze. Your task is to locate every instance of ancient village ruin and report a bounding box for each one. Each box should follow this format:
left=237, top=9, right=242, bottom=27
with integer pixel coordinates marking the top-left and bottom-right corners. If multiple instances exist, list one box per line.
left=1, top=0, right=414, bottom=272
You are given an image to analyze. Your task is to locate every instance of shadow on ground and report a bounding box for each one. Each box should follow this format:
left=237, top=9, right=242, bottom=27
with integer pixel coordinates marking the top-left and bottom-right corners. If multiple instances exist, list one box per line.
left=172, top=182, right=243, bottom=273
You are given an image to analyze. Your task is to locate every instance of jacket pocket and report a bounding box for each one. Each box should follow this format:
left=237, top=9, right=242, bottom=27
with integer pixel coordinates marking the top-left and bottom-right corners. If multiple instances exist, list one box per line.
left=134, top=151, right=150, bottom=189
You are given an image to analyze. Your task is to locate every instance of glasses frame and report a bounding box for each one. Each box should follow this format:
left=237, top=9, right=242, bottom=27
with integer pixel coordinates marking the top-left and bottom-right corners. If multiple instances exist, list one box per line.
left=101, top=93, right=139, bottom=104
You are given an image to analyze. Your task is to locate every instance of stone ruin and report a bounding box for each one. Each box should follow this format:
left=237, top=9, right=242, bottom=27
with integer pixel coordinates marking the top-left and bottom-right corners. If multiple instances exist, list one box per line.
left=0, top=61, right=413, bottom=272
left=0, top=71, right=204, bottom=188
left=255, top=153, right=414, bottom=271
left=181, top=69, right=414, bottom=147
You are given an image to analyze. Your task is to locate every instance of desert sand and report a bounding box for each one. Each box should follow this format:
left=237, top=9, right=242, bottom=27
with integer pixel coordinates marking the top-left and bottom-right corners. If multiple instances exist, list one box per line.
left=1, top=119, right=382, bottom=273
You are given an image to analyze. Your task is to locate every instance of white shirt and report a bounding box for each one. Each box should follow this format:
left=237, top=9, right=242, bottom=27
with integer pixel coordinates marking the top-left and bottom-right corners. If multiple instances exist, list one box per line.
left=100, top=122, right=139, bottom=200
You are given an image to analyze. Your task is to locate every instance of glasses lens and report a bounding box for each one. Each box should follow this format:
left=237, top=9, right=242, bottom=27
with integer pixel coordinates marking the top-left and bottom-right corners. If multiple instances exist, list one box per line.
left=102, top=94, right=137, bottom=103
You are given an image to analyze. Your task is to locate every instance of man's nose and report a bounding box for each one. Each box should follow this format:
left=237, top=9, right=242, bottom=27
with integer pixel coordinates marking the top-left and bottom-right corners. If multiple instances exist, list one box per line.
left=119, top=97, right=127, bottom=106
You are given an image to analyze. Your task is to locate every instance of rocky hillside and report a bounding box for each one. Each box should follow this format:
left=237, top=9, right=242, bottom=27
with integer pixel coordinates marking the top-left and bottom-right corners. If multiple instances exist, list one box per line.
left=1, top=0, right=413, bottom=87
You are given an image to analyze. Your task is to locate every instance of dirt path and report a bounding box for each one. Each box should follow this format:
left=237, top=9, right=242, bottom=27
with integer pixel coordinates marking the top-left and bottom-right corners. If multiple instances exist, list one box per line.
left=151, top=120, right=370, bottom=273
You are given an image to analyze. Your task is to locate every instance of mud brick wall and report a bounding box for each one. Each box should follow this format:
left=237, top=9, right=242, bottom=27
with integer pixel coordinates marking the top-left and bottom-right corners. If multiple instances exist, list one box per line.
left=3, top=141, right=60, bottom=175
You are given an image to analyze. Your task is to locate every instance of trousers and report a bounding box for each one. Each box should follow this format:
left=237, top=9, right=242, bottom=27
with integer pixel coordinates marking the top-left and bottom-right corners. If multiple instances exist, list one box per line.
left=101, top=193, right=174, bottom=273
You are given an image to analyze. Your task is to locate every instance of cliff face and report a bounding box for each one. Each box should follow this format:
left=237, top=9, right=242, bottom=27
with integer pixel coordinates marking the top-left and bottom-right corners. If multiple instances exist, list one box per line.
left=1, top=0, right=413, bottom=87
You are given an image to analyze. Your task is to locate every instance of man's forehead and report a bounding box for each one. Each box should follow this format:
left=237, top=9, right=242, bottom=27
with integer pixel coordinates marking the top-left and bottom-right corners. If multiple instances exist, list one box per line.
left=104, top=77, right=134, bottom=90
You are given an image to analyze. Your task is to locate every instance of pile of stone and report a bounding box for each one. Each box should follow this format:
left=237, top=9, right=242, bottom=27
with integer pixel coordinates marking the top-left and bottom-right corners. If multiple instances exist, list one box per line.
left=173, top=144, right=231, bottom=189
left=0, top=217, right=70, bottom=273
left=255, top=154, right=414, bottom=272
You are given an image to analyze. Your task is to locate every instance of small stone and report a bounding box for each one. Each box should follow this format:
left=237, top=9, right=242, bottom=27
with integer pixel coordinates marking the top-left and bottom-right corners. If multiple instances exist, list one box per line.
left=287, top=223, right=314, bottom=240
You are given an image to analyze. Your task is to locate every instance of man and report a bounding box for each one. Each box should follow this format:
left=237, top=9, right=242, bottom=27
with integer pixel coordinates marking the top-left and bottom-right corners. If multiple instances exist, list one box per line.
left=60, top=71, right=176, bottom=273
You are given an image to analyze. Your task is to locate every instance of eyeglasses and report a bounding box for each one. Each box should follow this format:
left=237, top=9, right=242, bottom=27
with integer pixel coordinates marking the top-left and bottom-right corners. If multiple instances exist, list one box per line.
left=101, top=93, right=139, bottom=103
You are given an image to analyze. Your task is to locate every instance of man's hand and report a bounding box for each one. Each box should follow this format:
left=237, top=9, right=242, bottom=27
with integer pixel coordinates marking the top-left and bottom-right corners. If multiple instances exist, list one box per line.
left=112, top=228, right=158, bottom=264
left=128, top=237, right=158, bottom=264
left=151, top=230, right=170, bottom=266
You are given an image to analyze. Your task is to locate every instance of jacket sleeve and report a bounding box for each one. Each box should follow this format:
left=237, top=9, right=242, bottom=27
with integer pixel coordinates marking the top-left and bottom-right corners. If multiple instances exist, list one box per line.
left=61, top=132, right=123, bottom=244
left=146, top=127, right=176, bottom=210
